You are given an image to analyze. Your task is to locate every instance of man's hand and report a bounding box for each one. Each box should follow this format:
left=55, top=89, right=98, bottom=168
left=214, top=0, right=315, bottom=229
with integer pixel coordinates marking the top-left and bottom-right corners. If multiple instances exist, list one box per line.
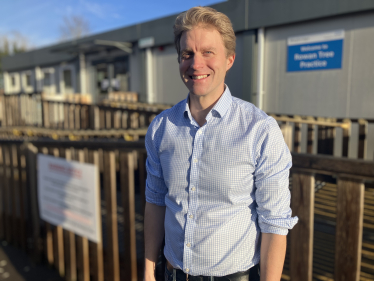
left=144, top=203, right=166, bottom=281
left=260, top=233, right=287, bottom=281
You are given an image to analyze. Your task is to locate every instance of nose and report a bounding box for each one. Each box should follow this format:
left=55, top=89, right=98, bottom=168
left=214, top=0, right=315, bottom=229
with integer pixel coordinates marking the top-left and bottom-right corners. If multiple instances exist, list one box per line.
left=190, top=53, right=204, bottom=70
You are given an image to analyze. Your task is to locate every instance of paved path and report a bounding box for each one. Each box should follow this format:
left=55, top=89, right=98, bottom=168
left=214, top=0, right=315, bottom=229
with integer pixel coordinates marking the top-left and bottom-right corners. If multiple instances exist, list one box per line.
left=0, top=241, right=63, bottom=281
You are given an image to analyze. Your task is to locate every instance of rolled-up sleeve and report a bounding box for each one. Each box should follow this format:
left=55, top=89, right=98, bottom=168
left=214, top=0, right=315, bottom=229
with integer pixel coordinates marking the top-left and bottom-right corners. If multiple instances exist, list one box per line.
left=254, top=117, right=298, bottom=235
left=145, top=117, right=168, bottom=206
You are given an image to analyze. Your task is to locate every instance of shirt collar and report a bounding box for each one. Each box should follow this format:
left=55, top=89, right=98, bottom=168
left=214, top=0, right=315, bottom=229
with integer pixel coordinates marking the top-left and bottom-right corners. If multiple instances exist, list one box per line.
left=184, top=85, right=232, bottom=121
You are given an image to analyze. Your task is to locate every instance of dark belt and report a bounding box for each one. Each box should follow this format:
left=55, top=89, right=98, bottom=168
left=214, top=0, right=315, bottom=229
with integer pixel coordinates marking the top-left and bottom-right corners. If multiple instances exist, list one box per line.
left=166, top=260, right=260, bottom=281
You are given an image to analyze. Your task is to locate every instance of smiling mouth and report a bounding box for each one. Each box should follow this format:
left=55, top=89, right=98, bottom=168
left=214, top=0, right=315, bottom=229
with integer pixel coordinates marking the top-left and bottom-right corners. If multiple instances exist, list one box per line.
left=189, top=74, right=210, bottom=80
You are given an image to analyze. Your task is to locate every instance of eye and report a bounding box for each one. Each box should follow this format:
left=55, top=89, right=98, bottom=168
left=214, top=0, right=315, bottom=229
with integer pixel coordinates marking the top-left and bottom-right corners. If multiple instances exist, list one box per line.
left=181, top=52, right=192, bottom=59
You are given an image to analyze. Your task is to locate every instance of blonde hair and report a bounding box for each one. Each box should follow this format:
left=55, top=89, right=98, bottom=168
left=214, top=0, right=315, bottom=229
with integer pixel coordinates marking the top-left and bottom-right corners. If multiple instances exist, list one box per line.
left=173, top=6, right=236, bottom=62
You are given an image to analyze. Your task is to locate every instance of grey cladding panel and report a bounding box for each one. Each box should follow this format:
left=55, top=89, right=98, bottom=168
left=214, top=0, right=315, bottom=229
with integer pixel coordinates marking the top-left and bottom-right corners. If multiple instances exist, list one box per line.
left=264, top=11, right=374, bottom=119
left=247, top=0, right=374, bottom=29
left=154, top=46, right=187, bottom=105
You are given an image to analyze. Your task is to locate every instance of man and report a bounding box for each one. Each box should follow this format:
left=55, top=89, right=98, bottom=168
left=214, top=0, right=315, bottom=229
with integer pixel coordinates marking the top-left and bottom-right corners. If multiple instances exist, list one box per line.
left=144, top=6, right=298, bottom=281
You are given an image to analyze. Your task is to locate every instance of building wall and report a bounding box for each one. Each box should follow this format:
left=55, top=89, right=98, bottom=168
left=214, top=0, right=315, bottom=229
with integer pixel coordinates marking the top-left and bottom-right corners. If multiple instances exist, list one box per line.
left=263, top=11, right=374, bottom=119
left=153, top=45, right=186, bottom=105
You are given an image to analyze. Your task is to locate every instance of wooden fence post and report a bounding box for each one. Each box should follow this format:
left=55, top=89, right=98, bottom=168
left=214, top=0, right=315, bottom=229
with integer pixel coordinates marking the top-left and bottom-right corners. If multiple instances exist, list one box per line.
left=89, top=150, right=104, bottom=281
left=290, top=172, right=314, bottom=281
left=120, top=151, right=138, bottom=281
left=104, top=150, right=120, bottom=281
left=334, top=178, right=364, bottom=281
left=25, top=143, right=42, bottom=263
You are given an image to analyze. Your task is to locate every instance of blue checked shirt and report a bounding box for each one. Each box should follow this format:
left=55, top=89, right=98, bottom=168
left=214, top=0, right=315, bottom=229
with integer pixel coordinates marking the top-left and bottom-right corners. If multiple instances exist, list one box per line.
left=145, top=86, right=298, bottom=277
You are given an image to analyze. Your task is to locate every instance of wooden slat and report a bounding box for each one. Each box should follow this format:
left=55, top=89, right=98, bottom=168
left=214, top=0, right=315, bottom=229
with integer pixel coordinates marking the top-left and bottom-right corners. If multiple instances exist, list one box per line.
left=293, top=117, right=302, bottom=153
left=342, top=118, right=351, bottom=157
left=334, top=178, right=364, bottom=281
left=292, top=153, right=374, bottom=179
left=120, top=151, right=138, bottom=281
left=16, top=145, right=27, bottom=251
left=2, top=145, right=11, bottom=242
left=40, top=146, right=54, bottom=266
left=290, top=172, right=314, bottom=281
left=0, top=146, right=4, bottom=240
left=104, top=150, right=120, bottom=281
left=9, top=145, right=19, bottom=247
left=77, top=149, right=90, bottom=281
left=25, top=143, right=42, bottom=262
left=358, top=119, right=368, bottom=159
left=75, top=105, right=81, bottom=130
left=89, top=150, right=104, bottom=281
left=99, top=109, right=105, bottom=129
left=43, top=101, right=50, bottom=128
left=49, top=147, right=65, bottom=277
left=64, top=104, right=69, bottom=129
left=280, top=123, right=292, bottom=151
left=139, top=151, right=146, bottom=216
left=106, top=110, right=112, bottom=129
left=64, top=148, right=77, bottom=281
left=69, top=105, right=75, bottom=130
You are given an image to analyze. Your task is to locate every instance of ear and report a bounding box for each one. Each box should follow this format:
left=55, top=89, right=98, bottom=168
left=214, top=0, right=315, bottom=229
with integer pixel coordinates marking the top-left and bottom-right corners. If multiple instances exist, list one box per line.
left=226, top=53, right=235, bottom=71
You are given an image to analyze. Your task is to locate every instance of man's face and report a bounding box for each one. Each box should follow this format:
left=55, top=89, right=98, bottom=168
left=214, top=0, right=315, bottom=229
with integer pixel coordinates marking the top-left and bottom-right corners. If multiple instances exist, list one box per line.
left=179, top=25, right=235, bottom=99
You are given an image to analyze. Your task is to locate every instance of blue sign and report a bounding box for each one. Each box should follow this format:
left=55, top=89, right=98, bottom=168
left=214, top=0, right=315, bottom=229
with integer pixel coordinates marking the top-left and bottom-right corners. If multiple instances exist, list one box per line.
left=287, top=30, right=344, bottom=72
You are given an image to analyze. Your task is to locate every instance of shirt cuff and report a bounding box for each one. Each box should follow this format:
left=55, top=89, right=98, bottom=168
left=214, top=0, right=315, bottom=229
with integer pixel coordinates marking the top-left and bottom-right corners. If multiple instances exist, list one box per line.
left=145, top=183, right=166, bottom=206
left=258, top=215, right=299, bottom=235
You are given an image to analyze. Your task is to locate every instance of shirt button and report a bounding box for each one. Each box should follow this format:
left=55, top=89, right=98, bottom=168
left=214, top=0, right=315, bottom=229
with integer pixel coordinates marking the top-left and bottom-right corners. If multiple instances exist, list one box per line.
left=185, top=268, right=189, bottom=272
left=198, top=130, right=202, bottom=135
left=189, top=214, right=193, bottom=219
left=191, top=186, right=196, bottom=191
left=193, top=158, right=198, bottom=163
left=186, top=243, right=191, bottom=247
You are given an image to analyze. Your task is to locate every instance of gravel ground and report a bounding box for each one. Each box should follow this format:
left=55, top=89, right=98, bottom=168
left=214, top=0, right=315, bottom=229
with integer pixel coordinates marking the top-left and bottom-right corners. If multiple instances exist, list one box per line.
left=0, top=241, right=63, bottom=281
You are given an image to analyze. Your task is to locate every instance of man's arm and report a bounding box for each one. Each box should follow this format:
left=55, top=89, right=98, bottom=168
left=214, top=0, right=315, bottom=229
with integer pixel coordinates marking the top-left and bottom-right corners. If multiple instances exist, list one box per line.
left=144, top=202, right=166, bottom=281
left=260, top=233, right=287, bottom=281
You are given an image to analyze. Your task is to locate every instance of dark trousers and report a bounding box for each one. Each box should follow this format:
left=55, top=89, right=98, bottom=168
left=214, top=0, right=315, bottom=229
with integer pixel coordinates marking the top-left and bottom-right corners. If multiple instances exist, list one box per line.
left=164, top=264, right=260, bottom=281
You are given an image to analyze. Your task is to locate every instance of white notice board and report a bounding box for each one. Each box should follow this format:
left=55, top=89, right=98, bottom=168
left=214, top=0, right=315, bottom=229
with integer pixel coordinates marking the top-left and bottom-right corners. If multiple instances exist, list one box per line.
left=37, top=154, right=100, bottom=243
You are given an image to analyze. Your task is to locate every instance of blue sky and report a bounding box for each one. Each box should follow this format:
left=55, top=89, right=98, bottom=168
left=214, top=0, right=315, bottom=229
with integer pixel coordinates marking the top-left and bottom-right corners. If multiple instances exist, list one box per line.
left=0, top=0, right=225, bottom=49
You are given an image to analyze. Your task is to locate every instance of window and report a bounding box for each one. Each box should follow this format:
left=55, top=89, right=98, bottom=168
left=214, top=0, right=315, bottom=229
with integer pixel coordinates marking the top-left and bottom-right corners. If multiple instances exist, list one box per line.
left=43, top=73, right=51, bottom=86
left=113, top=59, right=129, bottom=92
left=63, top=69, right=73, bottom=93
left=26, top=73, right=32, bottom=87
left=11, top=76, right=16, bottom=86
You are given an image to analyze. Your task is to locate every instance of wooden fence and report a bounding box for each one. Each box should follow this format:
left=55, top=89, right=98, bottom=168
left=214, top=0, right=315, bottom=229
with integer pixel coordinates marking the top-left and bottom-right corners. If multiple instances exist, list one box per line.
left=0, top=138, right=373, bottom=281
left=1, top=93, right=169, bottom=131
left=0, top=139, right=146, bottom=281
left=273, top=114, right=372, bottom=160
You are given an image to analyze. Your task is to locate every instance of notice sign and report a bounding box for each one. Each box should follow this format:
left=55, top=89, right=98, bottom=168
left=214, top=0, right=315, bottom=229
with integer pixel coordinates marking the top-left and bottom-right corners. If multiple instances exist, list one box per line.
left=37, top=154, right=100, bottom=243
left=287, top=30, right=344, bottom=72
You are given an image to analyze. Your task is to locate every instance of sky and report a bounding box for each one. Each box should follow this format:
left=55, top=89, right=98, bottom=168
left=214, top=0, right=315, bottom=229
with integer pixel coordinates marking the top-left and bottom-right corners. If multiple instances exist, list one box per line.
left=0, top=0, right=225, bottom=49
